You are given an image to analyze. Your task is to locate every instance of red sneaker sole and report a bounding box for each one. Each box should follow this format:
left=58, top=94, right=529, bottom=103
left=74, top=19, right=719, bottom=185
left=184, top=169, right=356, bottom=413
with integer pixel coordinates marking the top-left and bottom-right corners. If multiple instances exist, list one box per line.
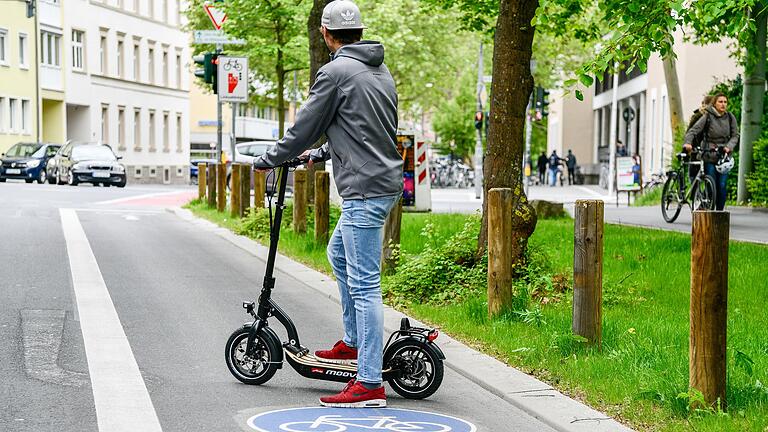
left=319, top=399, right=387, bottom=408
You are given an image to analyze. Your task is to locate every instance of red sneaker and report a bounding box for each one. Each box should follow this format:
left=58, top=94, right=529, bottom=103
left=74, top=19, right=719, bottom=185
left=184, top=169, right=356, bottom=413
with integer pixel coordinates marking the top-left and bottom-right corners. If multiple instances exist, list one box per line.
left=320, top=380, right=386, bottom=408
left=315, top=340, right=357, bottom=363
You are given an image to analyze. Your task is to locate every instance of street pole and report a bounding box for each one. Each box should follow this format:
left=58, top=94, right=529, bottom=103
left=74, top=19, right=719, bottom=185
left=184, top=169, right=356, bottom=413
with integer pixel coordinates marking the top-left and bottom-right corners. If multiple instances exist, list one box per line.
left=474, top=43, right=484, bottom=200
left=216, top=43, right=223, bottom=164
left=231, top=102, right=237, bottom=165
left=607, top=63, right=620, bottom=194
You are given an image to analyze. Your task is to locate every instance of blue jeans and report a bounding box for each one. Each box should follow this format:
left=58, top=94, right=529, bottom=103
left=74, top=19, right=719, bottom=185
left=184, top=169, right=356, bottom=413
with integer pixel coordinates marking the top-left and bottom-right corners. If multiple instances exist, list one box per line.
left=327, top=194, right=399, bottom=384
left=704, top=162, right=728, bottom=211
left=549, top=168, right=559, bottom=186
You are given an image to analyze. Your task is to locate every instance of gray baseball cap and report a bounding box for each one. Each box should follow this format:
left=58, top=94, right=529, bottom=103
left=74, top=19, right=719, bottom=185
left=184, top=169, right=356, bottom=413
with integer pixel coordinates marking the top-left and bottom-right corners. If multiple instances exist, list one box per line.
left=322, top=0, right=366, bottom=30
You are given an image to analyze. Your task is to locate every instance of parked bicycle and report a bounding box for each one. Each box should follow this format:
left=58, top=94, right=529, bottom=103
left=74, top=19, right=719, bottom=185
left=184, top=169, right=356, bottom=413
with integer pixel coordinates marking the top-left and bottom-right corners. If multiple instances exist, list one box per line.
left=660, top=151, right=716, bottom=223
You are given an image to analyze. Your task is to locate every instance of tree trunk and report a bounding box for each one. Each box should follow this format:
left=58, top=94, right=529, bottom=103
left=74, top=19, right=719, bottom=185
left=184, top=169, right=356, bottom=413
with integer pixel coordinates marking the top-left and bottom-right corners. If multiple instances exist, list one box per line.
left=737, top=1, right=767, bottom=203
left=306, top=0, right=333, bottom=202
left=662, top=55, right=685, bottom=142
left=476, top=0, right=538, bottom=265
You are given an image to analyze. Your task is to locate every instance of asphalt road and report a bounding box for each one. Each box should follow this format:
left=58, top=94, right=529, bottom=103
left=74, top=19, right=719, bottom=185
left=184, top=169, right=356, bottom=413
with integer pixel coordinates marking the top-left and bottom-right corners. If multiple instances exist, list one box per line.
left=0, top=180, right=555, bottom=432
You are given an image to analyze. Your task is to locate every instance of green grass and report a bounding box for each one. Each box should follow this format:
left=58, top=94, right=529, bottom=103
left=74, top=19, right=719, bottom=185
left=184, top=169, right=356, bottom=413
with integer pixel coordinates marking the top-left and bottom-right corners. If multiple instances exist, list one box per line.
left=186, top=198, right=768, bottom=431
left=411, top=220, right=768, bottom=431
left=633, top=186, right=663, bottom=207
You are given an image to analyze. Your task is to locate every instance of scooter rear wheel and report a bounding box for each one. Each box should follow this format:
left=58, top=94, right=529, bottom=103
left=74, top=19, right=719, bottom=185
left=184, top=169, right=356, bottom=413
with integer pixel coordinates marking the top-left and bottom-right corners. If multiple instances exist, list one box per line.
left=385, top=338, right=444, bottom=399
left=225, top=326, right=280, bottom=385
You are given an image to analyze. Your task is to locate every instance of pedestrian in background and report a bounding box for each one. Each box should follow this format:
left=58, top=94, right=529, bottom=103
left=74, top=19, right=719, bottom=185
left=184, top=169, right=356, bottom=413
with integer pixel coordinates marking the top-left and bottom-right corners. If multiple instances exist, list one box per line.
left=548, top=150, right=562, bottom=187
left=537, top=151, right=548, bottom=185
left=683, top=92, right=739, bottom=210
left=616, top=140, right=628, bottom=157
left=566, top=149, right=577, bottom=185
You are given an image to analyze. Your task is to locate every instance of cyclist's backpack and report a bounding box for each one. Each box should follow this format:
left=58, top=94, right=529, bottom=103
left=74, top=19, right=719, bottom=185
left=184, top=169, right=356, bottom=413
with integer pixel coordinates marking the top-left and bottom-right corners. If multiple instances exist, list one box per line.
left=688, top=112, right=710, bottom=150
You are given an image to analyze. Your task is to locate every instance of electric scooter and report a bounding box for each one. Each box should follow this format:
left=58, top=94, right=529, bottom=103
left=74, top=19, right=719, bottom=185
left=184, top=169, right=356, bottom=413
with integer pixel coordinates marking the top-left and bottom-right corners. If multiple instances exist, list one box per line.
left=224, top=158, right=445, bottom=400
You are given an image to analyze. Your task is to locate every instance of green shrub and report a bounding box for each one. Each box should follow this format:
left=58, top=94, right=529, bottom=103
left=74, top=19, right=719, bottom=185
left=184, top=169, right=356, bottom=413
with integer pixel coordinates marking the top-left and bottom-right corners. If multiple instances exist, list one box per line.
left=746, top=138, right=768, bottom=205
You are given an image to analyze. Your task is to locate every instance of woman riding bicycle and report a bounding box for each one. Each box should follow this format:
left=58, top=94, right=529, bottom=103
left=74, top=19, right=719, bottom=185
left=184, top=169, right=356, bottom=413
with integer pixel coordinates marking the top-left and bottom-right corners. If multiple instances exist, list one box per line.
left=682, top=93, right=739, bottom=210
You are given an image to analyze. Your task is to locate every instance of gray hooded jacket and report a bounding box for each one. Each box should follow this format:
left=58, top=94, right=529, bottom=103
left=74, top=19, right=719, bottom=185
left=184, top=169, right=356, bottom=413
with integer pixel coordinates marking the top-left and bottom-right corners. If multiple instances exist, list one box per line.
left=684, top=106, right=740, bottom=151
left=255, top=41, right=403, bottom=200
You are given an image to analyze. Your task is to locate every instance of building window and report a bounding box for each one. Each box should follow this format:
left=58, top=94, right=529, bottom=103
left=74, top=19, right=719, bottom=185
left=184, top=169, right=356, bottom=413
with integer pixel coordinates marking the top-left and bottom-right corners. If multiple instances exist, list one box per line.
left=148, top=44, right=155, bottom=83
left=117, top=39, right=124, bottom=78
left=133, top=108, right=141, bottom=151
left=41, top=31, right=61, bottom=67
left=149, top=110, right=156, bottom=151
left=117, top=107, right=125, bottom=150
left=0, top=29, right=7, bottom=65
left=132, top=40, right=140, bottom=80
left=71, top=30, right=85, bottom=71
left=175, top=53, right=181, bottom=88
left=162, top=0, right=168, bottom=22
left=100, top=34, right=107, bottom=73
left=162, top=49, right=168, bottom=86
left=176, top=114, right=182, bottom=152
left=162, top=112, right=169, bottom=151
left=101, top=105, right=109, bottom=144
left=148, top=0, right=154, bottom=18
left=0, top=97, right=5, bottom=131
left=9, top=98, right=17, bottom=131
left=19, top=33, right=28, bottom=68
left=21, top=100, right=29, bottom=133
left=176, top=0, right=181, bottom=25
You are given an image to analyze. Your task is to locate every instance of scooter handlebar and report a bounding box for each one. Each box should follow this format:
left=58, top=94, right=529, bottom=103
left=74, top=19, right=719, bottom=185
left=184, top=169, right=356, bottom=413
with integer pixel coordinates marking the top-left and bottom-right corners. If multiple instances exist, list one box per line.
left=253, top=155, right=308, bottom=170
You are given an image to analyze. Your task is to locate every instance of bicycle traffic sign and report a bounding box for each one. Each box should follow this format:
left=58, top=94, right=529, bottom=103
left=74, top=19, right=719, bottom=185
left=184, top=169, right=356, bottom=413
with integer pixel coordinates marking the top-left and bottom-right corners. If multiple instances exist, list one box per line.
left=247, top=407, right=476, bottom=432
left=217, top=56, right=248, bottom=103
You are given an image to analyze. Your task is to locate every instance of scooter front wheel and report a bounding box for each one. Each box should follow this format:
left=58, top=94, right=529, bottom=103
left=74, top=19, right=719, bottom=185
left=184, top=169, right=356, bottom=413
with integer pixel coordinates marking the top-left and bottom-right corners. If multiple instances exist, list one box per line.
left=225, top=326, right=280, bottom=385
left=385, top=338, right=444, bottom=399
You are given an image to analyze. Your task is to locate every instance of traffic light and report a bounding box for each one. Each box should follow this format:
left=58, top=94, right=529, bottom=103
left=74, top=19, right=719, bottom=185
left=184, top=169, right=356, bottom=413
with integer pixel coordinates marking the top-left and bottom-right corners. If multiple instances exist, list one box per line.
left=474, top=111, right=484, bottom=130
left=193, top=52, right=219, bottom=93
left=535, top=86, right=551, bottom=118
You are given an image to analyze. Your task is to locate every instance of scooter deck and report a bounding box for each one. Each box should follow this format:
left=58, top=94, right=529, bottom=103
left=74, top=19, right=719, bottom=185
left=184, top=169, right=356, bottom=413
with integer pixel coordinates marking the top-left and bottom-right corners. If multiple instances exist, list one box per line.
left=284, top=349, right=395, bottom=383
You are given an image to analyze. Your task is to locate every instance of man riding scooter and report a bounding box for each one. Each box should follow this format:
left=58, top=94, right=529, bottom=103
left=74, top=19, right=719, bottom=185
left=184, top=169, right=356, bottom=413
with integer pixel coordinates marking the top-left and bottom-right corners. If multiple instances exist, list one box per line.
left=253, top=0, right=403, bottom=408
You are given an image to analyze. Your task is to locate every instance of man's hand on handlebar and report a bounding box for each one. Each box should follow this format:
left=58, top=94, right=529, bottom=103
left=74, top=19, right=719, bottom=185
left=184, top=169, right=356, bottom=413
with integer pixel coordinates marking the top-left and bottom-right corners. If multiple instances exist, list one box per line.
left=252, top=153, right=313, bottom=172
left=683, top=143, right=692, bottom=153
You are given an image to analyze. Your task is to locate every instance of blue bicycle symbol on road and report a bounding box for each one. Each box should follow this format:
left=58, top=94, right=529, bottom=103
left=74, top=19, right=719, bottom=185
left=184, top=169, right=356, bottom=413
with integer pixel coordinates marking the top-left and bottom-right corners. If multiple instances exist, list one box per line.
left=248, top=407, right=475, bottom=432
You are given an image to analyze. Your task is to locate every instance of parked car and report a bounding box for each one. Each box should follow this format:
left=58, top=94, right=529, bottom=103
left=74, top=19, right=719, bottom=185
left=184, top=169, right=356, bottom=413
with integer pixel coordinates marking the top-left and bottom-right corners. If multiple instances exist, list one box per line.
left=189, top=158, right=218, bottom=185
left=0, top=142, right=61, bottom=183
left=55, top=142, right=127, bottom=187
left=232, top=141, right=293, bottom=195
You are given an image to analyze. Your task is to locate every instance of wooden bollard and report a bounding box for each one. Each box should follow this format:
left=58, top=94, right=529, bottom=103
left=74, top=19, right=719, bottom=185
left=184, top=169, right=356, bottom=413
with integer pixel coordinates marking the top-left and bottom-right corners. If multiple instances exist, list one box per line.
left=572, top=199, right=604, bottom=346
left=314, top=171, right=330, bottom=243
left=381, top=198, right=403, bottom=275
left=230, top=164, right=241, bottom=218
left=253, top=171, right=266, bottom=209
left=487, top=188, right=514, bottom=317
left=198, top=163, right=207, bottom=201
left=207, top=164, right=217, bottom=208
left=241, top=164, right=251, bottom=216
left=293, top=169, right=307, bottom=233
left=690, top=210, right=729, bottom=408
left=217, top=163, right=226, bottom=212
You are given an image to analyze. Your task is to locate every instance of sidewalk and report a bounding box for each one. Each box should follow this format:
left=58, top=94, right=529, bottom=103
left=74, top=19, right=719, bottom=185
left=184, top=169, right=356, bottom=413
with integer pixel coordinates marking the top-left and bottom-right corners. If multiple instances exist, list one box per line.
left=431, top=185, right=618, bottom=214
left=171, top=207, right=634, bottom=432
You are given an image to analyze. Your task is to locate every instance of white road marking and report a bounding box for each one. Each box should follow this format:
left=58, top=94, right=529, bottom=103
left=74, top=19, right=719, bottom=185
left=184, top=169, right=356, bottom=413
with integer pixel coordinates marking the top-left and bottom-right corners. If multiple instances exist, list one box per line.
left=60, top=209, right=163, bottom=432
left=94, top=190, right=189, bottom=205
left=68, top=208, right=163, bottom=214
left=123, top=215, right=139, bottom=221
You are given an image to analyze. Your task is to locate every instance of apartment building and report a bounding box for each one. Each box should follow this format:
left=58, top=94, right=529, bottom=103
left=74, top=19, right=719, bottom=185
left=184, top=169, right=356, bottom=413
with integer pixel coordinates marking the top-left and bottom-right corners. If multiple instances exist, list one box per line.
left=63, top=0, right=190, bottom=184
left=547, top=34, right=740, bottom=184
left=0, top=2, right=41, bottom=153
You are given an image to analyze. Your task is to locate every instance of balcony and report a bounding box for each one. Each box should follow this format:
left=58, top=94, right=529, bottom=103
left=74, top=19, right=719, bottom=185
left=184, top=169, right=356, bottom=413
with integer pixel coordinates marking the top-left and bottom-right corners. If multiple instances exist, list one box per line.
left=39, top=0, right=62, bottom=28
left=40, top=64, right=63, bottom=92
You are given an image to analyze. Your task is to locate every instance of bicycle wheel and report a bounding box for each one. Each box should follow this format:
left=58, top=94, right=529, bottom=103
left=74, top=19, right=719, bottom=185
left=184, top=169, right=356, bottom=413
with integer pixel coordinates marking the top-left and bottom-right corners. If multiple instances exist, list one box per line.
left=660, top=173, right=683, bottom=223
left=225, top=326, right=280, bottom=385
left=279, top=421, right=344, bottom=432
left=693, top=175, right=717, bottom=211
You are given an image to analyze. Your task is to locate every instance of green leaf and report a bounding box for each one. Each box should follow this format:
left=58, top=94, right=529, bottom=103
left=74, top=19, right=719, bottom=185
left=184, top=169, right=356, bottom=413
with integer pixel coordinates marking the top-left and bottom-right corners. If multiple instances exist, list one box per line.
left=578, top=74, right=594, bottom=87
left=735, top=350, right=755, bottom=376
left=575, top=90, right=584, bottom=101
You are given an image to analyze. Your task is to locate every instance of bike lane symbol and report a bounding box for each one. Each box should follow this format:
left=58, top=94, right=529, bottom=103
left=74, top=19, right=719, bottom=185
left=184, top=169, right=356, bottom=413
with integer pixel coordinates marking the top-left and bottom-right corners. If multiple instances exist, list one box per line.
left=248, top=407, right=476, bottom=432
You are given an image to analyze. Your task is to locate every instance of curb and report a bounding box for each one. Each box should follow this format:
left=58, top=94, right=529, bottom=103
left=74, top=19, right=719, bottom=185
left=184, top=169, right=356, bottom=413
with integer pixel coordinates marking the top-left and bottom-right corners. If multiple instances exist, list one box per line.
left=169, top=207, right=634, bottom=432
